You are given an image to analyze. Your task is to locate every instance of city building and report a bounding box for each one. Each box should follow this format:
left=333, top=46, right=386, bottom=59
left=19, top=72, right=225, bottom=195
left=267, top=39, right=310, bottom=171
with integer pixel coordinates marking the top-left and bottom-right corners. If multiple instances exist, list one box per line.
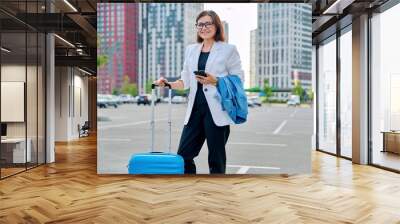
left=222, top=20, right=229, bottom=43
left=249, top=29, right=257, bottom=88
left=137, top=3, right=203, bottom=94
left=255, top=4, right=312, bottom=98
left=97, top=3, right=138, bottom=94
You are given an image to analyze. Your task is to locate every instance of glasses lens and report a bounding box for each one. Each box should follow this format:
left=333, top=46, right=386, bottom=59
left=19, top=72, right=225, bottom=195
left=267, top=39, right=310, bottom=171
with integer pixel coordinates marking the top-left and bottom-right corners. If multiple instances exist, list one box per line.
left=196, top=22, right=213, bottom=29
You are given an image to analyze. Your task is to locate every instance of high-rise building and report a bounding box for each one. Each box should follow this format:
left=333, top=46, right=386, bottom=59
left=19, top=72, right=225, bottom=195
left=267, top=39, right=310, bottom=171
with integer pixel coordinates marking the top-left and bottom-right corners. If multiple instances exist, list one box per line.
left=250, top=29, right=257, bottom=88
left=222, top=21, right=229, bottom=43
left=255, top=4, right=312, bottom=98
left=138, top=3, right=204, bottom=94
left=97, top=3, right=138, bottom=94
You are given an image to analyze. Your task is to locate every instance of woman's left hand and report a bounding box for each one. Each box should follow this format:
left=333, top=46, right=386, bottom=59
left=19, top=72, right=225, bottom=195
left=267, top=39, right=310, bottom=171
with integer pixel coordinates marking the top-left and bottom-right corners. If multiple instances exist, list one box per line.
left=195, top=72, right=217, bottom=86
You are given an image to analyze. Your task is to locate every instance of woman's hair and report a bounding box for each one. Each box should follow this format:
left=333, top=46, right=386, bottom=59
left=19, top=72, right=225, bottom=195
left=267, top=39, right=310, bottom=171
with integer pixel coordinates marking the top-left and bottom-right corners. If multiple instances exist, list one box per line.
left=196, top=10, right=225, bottom=43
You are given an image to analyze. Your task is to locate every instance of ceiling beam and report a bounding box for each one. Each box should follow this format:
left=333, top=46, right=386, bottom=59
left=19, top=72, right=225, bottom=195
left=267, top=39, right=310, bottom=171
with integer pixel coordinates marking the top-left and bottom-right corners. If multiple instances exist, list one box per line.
left=322, top=0, right=356, bottom=14
left=55, top=55, right=96, bottom=73
left=66, top=13, right=97, bottom=46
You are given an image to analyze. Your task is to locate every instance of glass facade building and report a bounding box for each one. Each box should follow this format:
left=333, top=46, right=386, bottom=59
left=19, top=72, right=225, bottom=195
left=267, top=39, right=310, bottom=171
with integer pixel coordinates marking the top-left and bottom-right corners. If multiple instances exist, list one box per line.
left=137, top=3, right=203, bottom=94
left=256, top=3, right=312, bottom=98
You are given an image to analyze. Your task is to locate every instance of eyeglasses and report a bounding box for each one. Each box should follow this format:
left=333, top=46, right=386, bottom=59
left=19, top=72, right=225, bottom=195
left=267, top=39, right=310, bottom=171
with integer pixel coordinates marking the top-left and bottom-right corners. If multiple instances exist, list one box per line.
left=195, top=22, right=214, bottom=30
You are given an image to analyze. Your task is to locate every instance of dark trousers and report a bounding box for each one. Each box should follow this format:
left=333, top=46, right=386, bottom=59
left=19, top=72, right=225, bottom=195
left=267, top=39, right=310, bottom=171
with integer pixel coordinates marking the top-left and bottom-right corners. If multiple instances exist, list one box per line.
left=177, top=103, right=230, bottom=174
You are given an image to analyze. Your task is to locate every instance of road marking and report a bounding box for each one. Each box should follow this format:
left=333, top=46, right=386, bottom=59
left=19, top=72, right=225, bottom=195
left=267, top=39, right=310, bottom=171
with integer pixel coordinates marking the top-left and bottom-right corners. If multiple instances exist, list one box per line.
left=273, top=120, right=287, bottom=135
left=98, top=138, right=132, bottom=142
left=99, top=118, right=168, bottom=130
left=227, top=165, right=281, bottom=174
left=227, top=142, right=287, bottom=147
left=255, top=131, right=292, bottom=136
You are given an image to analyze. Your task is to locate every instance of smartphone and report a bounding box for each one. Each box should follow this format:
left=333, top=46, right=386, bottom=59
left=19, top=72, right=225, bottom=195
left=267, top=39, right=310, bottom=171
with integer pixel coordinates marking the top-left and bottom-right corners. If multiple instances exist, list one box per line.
left=194, top=70, right=207, bottom=77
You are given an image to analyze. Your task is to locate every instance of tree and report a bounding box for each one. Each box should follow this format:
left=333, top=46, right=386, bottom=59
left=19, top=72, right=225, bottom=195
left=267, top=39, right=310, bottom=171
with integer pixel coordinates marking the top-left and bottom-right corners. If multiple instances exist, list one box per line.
left=263, top=78, right=273, bottom=103
left=112, top=88, right=120, bottom=95
left=97, top=35, right=108, bottom=68
left=174, top=89, right=189, bottom=96
left=245, top=87, right=262, bottom=93
left=121, top=75, right=138, bottom=96
left=306, top=88, right=314, bottom=103
left=292, top=80, right=305, bottom=102
left=145, top=79, right=154, bottom=94
left=97, top=55, right=108, bottom=68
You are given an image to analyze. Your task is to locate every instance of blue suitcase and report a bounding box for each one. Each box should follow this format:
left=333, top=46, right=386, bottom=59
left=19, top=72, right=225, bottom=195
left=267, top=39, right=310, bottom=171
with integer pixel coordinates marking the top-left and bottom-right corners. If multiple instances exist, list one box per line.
left=128, top=83, right=184, bottom=174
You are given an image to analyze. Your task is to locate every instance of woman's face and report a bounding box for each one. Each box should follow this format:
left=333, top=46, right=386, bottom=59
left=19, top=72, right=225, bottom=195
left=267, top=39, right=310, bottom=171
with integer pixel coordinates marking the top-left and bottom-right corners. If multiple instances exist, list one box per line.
left=196, top=15, right=216, bottom=41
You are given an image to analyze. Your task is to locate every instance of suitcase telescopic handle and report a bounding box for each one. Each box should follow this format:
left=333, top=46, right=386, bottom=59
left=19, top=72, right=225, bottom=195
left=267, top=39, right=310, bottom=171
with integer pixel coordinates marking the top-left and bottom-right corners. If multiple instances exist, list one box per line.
left=150, top=82, right=172, bottom=153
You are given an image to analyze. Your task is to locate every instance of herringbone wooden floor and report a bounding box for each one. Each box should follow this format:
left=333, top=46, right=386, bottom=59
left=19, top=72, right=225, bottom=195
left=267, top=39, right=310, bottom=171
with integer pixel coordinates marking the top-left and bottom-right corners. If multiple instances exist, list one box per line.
left=1, top=135, right=400, bottom=224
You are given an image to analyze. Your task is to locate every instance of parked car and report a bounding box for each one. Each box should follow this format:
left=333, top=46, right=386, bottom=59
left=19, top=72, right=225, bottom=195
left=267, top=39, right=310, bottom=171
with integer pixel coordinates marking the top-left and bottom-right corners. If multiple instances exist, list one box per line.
left=128, top=95, right=136, bottom=104
left=132, top=95, right=140, bottom=103
left=247, top=99, right=255, bottom=108
left=97, top=94, right=117, bottom=108
left=104, top=95, right=118, bottom=108
left=137, top=95, right=151, bottom=106
left=249, top=96, right=262, bottom=107
left=161, top=97, right=170, bottom=103
left=118, top=94, right=135, bottom=104
left=171, top=96, right=187, bottom=104
left=97, top=97, right=108, bottom=108
left=287, top=95, right=300, bottom=107
left=111, top=95, right=123, bottom=105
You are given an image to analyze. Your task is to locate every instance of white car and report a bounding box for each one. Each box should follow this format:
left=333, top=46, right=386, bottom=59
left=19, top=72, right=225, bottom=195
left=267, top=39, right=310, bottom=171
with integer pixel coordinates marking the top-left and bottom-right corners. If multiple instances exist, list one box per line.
left=249, top=97, right=262, bottom=107
left=247, top=99, right=255, bottom=107
left=161, top=97, right=170, bottom=103
left=98, top=94, right=118, bottom=108
left=171, top=96, right=187, bottom=104
left=132, top=96, right=140, bottom=103
left=118, top=94, right=135, bottom=104
left=287, top=95, right=300, bottom=106
left=111, top=95, right=123, bottom=104
left=97, top=96, right=108, bottom=108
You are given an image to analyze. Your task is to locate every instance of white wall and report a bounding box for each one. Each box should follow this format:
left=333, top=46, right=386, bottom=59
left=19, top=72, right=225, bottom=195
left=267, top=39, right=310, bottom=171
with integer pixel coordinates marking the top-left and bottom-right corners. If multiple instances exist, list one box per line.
left=55, top=67, right=89, bottom=141
left=55, top=66, right=69, bottom=141
left=1, top=65, right=26, bottom=139
left=72, top=73, right=89, bottom=138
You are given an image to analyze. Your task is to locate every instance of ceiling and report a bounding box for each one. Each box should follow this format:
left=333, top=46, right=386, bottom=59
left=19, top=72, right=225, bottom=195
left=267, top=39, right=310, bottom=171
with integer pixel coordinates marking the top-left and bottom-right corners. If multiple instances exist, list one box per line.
left=311, top=0, right=390, bottom=43
left=0, top=0, right=97, bottom=75
left=1, top=0, right=397, bottom=74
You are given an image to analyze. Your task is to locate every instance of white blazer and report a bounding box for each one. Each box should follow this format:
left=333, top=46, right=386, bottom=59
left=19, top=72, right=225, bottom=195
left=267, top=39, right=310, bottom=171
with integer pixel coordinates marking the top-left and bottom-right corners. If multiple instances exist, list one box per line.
left=180, top=41, right=244, bottom=127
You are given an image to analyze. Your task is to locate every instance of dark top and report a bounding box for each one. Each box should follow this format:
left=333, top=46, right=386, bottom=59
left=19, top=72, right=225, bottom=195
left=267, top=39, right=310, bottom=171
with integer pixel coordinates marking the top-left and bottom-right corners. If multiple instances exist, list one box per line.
left=193, top=51, right=210, bottom=107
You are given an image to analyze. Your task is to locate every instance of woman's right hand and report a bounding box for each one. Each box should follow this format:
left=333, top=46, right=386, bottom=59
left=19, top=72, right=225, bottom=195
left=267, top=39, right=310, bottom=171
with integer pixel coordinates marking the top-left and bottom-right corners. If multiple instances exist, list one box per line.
left=154, top=77, right=168, bottom=87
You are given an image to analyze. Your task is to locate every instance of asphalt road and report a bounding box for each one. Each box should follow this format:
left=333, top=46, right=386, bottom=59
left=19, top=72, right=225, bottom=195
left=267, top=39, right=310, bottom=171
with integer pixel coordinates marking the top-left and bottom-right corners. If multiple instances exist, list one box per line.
left=98, top=102, right=313, bottom=174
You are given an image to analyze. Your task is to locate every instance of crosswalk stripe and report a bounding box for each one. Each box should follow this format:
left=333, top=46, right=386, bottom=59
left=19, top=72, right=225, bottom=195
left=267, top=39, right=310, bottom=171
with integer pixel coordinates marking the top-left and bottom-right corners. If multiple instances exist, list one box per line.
left=273, top=120, right=287, bottom=135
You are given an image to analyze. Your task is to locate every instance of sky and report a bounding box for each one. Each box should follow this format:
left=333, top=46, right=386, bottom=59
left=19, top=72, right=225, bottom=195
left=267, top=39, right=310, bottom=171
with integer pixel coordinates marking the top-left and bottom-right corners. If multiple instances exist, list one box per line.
left=204, top=3, right=258, bottom=87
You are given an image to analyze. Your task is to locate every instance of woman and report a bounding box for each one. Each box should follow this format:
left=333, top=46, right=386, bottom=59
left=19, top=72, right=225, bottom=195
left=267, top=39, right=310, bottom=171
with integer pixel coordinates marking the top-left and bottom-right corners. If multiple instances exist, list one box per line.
left=154, top=10, right=244, bottom=174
